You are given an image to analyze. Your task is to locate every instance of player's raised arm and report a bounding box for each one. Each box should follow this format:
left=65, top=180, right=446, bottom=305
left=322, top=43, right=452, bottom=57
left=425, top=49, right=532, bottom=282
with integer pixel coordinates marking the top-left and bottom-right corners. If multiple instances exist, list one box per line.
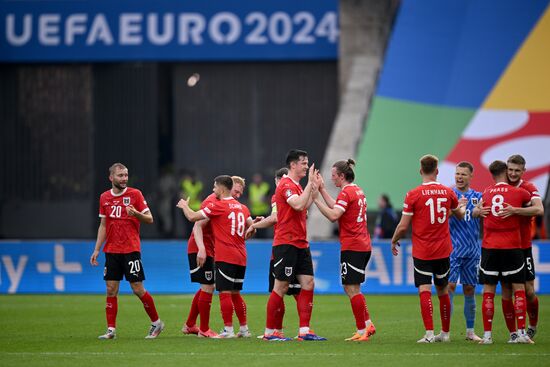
left=177, top=197, right=207, bottom=222
left=315, top=196, right=343, bottom=222
left=498, top=198, right=544, bottom=218
left=287, top=164, right=317, bottom=211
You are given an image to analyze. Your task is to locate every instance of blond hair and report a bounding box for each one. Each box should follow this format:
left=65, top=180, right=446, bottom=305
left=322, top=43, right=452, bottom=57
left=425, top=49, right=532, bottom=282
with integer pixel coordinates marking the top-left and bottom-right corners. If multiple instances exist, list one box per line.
left=232, top=176, right=246, bottom=188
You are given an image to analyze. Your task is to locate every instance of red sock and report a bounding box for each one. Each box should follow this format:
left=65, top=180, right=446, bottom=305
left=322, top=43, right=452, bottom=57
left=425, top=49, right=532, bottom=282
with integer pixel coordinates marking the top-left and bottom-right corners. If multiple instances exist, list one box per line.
left=514, top=290, right=527, bottom=330
left=438, top=294, right=451, bottom=333
left=527, top=296, right=539, bottom=327
left=266, top=291, right=283, bottom=329
left=231, top=293, right=247, bottom=326
left=350, top=294, right=367, bottom=330
left=501, top=298, right=516, bottom=333
left=276, top=299, right=286, bottom=330
left=219, top=293, right=234, bottom=327
left=106, top=296, right=117, bottom=328
left=186, top=289, right=201, bottom=327
left=364, top=299, right=371, bottom=321
left=482, top=292, right=495, bottom=332
left=297, top=289, right=314, bottom=328
left=198, top=291, right=213, bottom=332
left=419, top=291, right=433, bottom=331
left=139, top=292, right=159, bottom=322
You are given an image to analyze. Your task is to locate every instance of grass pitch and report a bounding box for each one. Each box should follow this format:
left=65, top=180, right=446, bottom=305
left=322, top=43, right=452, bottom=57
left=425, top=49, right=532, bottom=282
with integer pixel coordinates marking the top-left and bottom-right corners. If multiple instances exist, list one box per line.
left=1, top=294, right=548, bottom=366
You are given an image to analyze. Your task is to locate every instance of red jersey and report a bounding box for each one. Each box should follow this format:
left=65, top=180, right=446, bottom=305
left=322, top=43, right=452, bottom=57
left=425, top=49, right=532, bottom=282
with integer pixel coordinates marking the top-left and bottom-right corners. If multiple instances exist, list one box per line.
left=187, top=193, right=216, bottom=257
left=482, top=182, right=531, bottom=249
left=514, top=180, right=541, bottom=249
left=402, top=182, right=459, bottom=260
left=273, top=176, right=308, bottom=249
left=334, top=184, right=372, bottom=252
left=99, top=187, right=149, bottom=254
left=200, top=197, right=251, bottom=266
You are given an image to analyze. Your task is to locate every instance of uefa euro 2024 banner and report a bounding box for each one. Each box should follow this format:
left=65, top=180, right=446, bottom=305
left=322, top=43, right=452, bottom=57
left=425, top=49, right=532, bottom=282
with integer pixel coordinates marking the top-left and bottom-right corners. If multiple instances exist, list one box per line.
left=0, top=0, right=338, bottom=62
left=1, top=240, right=550, bottom=294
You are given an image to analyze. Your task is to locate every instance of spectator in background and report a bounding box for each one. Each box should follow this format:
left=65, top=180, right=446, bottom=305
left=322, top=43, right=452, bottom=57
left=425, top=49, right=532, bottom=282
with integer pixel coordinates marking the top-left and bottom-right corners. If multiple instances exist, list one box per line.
left=179, top=171, right=204, bottom=237
left=157, top=165, right=177, bottom=238
left=248, top=173, right=271, bottom=238
left=374, top=194, right=398, bottom=239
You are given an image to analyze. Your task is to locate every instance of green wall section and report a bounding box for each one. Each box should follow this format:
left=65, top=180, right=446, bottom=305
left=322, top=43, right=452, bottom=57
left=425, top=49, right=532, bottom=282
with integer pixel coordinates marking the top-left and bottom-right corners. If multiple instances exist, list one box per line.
left=355, top=97, right=475, bottom=210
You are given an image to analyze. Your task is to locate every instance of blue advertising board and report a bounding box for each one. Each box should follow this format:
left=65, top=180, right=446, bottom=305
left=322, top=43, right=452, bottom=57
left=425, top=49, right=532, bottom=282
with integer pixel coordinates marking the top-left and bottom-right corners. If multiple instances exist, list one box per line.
left=0, top=0, right=338, bottom=62
left=1, top=240, right=550, bottom=294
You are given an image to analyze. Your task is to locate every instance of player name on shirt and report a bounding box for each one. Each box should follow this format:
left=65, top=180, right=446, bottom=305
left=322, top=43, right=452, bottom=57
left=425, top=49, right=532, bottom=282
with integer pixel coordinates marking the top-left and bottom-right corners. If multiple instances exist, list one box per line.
left=488, top=187, right=510, bottom=193
left=421, top=189, right=448, bottom=196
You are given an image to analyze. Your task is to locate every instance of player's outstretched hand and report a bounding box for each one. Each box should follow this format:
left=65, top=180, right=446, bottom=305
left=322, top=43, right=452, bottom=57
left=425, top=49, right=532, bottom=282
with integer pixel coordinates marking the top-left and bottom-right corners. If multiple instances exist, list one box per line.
left=308, top=164, right=316, bottom=181
left=245, top=226, right=256, bottom=240
left=458, top=195, right=468, bottom=208
left=253, top=216, right=264, bottom=223
left=176, top=198, right=189, bottom=209
left=90, top=250, right=99, bottom=266
left=391, top=241, right=400, bottom=256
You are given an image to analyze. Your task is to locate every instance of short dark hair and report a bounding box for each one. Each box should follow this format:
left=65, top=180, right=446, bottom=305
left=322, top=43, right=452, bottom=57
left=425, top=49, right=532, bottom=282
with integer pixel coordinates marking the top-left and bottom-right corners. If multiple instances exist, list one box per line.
left=214, top=175, right=233, bottom=190
left=333, top=159, right=356, bottom=182
left=507, top=154, right=526, bottom=167
left=489, top=160, right=507, bottom=177
left=109, top=163, right=127, bottom=175
left=456, top=161, right=474, bottom=173
left=275, top=167, right=288, bottom=179
left=420, top=154, right=438, bottom=175
left=285, top=149, right=308, bottom=167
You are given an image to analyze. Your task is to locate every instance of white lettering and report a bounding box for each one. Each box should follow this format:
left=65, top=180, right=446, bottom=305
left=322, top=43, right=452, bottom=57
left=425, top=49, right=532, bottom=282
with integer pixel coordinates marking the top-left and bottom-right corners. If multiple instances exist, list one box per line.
left=268, top=12, right=292, bottom=45
left=39, top=14, right=61, bottom=46
left=54, top=244, right=82, bottom=273
left=2, top=255, right=28, bottom=294
left=86, top=14, right=113, bottom=45
left=178, top=13, right=205, bottom=44
left=209, top=12, right=240, bottom=44
left=65, top=14, right=87, bottom=45
left=147, top=13, right=174, bottom=45
left=6, top=14, right=32, bottom=46
left=365, top=247, right=390, bottom=285
left=119, top=13, right=142, bottom=45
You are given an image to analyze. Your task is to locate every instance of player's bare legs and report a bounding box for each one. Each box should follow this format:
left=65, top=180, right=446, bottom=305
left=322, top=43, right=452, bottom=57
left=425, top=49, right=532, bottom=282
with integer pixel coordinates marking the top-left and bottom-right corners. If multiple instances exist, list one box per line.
left=343, top=284, right=375, bottom=341
left=130, top=281, right=164, bottom=339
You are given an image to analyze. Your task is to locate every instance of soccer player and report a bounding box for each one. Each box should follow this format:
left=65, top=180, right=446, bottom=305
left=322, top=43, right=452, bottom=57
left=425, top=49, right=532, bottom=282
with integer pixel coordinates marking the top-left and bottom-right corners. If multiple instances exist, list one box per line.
left=314, top=159, right=375, bottom=341
left=90, top=163, right=164, bottom=340
left=497, top=155, right=544, bottom=341
left=246, top=167, right=301, bottom=338
left=178, top=175, right=254, bottom=338
left=391, top=154, right=464, bottom=343
left=181, top=176, right=246, bottom=338
left=477, top=160, right=533, bottom=344
left=448, top=162, right=483, bottom=341
left=263, top=149, right=326, bottom=341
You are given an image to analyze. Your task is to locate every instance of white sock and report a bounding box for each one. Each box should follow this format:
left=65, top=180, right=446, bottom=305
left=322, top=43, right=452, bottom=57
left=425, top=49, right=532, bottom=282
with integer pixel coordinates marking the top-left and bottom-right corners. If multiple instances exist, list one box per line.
left=224, top=326, right=234, bottom=333
left=240, top=325, right=248, bottom=332
left=108, top=327, right=116, bottom=332
left=265, top=328, right=275, bottom=336
left=152, top=319, right=161, bottom=326
left=299, top=327, right=310, bottom=335
left=365, top=319, right=373, bottom=328
left=357, top=328, right=366, bottom=335
left=466, top=328, right=474, bottom=334
left=483, top=331, right=492, bottom=339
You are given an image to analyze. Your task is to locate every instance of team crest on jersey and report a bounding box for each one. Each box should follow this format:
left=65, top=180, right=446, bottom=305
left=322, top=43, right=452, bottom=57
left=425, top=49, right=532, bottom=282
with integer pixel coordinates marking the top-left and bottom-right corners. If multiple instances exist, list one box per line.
left=285, top=267, right=293, bottom=276
left=285, top=189, right=292, bottom=198
left=123, top=197, right=131, bottom=206
left=205, top=271, right=213, bottom=281
left=471, top=198, right=478, bottom=205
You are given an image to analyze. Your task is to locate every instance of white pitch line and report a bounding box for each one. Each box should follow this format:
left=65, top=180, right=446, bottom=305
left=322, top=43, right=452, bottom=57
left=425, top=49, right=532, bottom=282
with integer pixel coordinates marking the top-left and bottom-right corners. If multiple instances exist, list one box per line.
left=2, top=352, right=549, bottom=357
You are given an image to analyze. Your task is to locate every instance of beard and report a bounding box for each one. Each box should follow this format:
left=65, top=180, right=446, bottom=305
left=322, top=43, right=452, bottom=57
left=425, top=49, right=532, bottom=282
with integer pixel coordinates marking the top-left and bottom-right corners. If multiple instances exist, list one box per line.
left=113, top=181, right=126, bottom=191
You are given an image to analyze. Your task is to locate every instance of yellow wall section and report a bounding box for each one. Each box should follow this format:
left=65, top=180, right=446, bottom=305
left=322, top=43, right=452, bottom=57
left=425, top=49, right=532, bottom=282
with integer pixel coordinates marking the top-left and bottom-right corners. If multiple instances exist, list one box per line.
left=484, top=5, right=550, bottom=111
